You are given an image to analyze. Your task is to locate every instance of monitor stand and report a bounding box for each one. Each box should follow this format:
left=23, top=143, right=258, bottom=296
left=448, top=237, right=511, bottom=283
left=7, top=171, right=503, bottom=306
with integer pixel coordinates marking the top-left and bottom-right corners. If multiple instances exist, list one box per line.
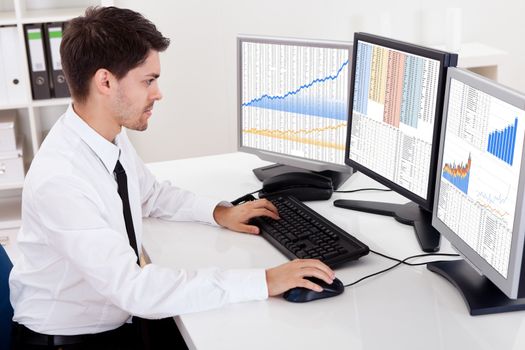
left=252, top=164, right=352, bottom=190
left=332, top=200, right=440, bottom=252
left=427, top=260, right=525, bottom=315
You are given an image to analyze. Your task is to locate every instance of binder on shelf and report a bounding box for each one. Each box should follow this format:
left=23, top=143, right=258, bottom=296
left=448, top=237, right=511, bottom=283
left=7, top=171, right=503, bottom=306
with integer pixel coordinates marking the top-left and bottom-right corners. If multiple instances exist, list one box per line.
left=0, top=26, right=27, bottom=105
left=44, top=22, right=70, bottom=98
left=24, top=23, right=51, bottom=100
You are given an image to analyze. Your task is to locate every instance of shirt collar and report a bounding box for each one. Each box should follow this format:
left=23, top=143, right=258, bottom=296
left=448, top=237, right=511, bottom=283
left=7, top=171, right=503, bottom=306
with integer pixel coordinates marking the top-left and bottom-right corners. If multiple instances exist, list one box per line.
left=63, top=104, right=121, bottom=174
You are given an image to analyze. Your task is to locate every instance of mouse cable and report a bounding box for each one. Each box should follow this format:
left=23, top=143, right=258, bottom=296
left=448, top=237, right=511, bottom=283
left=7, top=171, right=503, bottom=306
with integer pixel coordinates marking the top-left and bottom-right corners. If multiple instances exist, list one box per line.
left=342, top=250, right=459, bottom=288
left=370, top=249, right=459, bottom=266
left=334, top=188, right=392, bottom=193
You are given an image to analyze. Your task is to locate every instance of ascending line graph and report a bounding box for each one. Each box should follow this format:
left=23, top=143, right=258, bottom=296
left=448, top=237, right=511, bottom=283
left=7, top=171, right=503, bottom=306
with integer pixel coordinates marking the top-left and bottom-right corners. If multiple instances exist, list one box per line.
left=242, top=60, right=349, bottom=121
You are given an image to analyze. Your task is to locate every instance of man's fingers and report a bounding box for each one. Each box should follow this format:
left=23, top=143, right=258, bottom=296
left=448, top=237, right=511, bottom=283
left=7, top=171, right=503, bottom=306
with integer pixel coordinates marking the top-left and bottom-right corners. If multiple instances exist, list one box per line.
left=247, top=199, right=279, bottom=216
left=258, top=199, right=279, bottom=215
left=297, top=267, right=334, bottom=285
left=298, top=278, right=323, bottom=292
left=250, top=208, right=279, bottom=220
left=296, top=259, right=335, bottom=280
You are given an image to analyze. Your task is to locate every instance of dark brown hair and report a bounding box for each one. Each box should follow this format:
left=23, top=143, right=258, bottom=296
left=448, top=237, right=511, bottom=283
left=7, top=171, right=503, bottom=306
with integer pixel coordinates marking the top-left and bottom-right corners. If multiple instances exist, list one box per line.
left=60, top=6, right=170, bottom=103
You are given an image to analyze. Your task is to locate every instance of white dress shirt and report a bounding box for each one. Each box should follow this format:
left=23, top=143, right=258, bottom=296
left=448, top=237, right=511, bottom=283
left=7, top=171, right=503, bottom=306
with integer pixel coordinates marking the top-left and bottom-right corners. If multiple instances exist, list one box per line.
left=9, top=105, right=268, bottom=335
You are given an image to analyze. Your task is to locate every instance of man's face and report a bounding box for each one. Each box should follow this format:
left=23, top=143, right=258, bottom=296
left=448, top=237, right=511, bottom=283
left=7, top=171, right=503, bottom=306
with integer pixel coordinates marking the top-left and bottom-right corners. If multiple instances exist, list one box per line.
left=113, top=50, right=162, bottom=131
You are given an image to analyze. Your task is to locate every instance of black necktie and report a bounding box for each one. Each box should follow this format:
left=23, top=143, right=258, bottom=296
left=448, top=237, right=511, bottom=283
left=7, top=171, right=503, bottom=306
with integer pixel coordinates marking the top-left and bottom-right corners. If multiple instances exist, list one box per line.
left=114, top=160, right=140, bottom=265
left=114, top=161, right=152, bottom=343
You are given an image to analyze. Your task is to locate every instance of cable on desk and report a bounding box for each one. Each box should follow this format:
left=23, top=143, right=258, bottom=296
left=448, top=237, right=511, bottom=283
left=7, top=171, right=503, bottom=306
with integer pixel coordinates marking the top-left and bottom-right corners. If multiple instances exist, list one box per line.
left=334, top=188, right=392, bottom=193
left=342, top=250, right=460, bottom=288
left=234, top=187, right=392, bottom=204
left=230, top=189, right=261, bottom=205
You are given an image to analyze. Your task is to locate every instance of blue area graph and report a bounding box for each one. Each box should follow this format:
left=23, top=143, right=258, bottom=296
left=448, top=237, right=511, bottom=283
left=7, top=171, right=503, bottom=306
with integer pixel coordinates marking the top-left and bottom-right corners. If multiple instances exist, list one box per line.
left=242, top=60, right=349, bottom=121
left=487, top=118, right=518, bottom=165
left=443, top=170, right=470, bottom=194
left=442, top=156, right=471, bottom=195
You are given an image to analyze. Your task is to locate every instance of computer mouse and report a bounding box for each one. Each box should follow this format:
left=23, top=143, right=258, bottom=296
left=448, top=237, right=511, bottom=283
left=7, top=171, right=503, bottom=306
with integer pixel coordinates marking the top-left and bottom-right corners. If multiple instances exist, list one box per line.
left=283, top=277, right=344, bottom=303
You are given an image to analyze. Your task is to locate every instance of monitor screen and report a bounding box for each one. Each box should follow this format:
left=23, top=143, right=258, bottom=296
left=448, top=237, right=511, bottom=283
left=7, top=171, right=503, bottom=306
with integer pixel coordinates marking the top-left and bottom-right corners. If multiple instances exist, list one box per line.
left=349, top=40, right=439, bottom=200
left=238, top=36, right=352, bottom=173
left=333, top=33, right=457, bottom=252
left=345, top=32, right=457, bottom=210
left=432, top=67, right=525, bottom=299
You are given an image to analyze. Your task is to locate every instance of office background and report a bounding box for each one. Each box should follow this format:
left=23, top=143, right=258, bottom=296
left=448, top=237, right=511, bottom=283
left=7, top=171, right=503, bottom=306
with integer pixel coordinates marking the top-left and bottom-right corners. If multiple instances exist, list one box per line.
left=112, top=0, right=525, bottom=163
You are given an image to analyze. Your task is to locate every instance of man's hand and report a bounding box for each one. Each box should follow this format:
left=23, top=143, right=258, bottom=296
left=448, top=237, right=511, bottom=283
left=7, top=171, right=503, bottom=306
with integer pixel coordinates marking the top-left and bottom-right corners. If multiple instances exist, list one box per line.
left=213, top=199, right=279, bottom=234
left=266, top=259, right=335, bottom=296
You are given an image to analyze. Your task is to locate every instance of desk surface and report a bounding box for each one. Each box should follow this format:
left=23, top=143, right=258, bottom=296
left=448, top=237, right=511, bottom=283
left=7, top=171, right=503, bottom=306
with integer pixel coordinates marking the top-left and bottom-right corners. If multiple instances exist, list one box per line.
left=143, top=152, right=525, bottom=350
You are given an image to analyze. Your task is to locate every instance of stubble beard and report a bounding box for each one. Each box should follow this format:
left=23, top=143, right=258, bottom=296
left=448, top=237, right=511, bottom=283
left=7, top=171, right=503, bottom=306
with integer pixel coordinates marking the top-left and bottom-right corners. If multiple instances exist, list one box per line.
left=115, top=89, right=149, bottom=132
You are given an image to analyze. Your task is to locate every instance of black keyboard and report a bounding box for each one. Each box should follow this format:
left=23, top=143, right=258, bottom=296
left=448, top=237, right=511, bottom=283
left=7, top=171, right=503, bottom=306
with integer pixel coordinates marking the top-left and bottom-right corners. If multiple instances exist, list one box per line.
left=250, top=196, right=369, bottom=268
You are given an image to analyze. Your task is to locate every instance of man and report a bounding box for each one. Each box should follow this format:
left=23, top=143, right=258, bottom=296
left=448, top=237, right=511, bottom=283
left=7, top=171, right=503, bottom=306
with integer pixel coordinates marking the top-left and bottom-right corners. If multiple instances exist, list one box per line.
left=9, top=6, right=335, bottom=350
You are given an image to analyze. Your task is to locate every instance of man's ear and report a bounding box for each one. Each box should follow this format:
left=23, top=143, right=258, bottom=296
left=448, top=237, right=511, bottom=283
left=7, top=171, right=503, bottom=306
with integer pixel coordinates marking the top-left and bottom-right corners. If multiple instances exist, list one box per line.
left=92, top=68, right=114, bottom=96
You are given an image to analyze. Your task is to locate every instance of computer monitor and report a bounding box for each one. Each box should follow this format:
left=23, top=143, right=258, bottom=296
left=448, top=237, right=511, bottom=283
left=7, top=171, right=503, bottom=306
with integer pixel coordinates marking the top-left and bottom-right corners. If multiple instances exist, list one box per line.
left=428, top=67, right=525, bottom=315
left=237, top=35, right=353, bottom=189
left=334, top=32, right=458, bottom=252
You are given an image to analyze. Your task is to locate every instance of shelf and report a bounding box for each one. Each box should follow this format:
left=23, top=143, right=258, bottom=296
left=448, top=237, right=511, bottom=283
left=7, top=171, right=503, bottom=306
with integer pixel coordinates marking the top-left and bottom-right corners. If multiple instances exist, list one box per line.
left=31, top=98, right=70, bottom=108
left=0, top=194, right=21, bottom=229
left=0, top=98, right=70, bottom=110
left=431, top=42, right=508, bottom=69
left=0, top=181, right=23, bottom=191
left=457, top=43, right=508, bottom=69
left=19, top=7, right=87, bottom=24
left=0, top=101, right=31, bottom=110
left=431, top=42, right=508, bottom=80
left=0, top=10, right=16, bottom=25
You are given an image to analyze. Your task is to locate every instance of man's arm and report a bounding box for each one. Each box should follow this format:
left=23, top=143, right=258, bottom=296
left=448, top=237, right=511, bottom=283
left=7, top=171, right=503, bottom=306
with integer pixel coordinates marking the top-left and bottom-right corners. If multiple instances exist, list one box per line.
left=32, top=175, right=270, bottom=317
left=133, top=153, right=221, bottom=224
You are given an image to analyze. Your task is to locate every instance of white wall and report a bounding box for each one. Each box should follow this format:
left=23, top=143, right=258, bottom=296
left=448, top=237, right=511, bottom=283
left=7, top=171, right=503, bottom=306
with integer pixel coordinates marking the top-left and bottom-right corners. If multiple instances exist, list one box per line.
left=115, top=0, right=525, bottom=163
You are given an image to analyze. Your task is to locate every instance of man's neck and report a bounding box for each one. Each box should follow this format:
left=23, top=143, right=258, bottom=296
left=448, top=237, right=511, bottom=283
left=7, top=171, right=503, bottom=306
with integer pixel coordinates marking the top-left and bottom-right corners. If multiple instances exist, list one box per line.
left=72, top=101, right=121, bottom=142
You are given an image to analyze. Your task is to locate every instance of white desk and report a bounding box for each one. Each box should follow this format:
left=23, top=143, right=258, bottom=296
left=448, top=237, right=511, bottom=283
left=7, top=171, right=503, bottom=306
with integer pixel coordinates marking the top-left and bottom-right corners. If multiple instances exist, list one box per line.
left=142, top=152, right=525, bottom=350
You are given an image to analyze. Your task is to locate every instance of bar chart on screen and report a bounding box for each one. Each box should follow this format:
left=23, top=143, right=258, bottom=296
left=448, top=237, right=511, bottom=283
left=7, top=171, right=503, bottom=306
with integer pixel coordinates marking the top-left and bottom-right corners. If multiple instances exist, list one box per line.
left=487, top=117, right=518, bottom=166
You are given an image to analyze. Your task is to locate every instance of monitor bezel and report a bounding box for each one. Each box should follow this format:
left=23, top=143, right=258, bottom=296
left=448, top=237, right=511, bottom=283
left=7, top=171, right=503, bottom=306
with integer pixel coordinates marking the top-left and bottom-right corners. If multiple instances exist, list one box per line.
left=432, top=67, right=525, bottom=298
left=237, top=35, right=353, bottom=173
left=344, top=32, right=455, bottom=210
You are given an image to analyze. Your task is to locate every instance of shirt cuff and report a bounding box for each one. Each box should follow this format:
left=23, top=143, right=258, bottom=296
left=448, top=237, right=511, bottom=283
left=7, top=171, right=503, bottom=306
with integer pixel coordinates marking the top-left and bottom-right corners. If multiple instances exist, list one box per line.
left=223, top=269, right=269, bottom=303
left=193, top=197, right=232, bottom=226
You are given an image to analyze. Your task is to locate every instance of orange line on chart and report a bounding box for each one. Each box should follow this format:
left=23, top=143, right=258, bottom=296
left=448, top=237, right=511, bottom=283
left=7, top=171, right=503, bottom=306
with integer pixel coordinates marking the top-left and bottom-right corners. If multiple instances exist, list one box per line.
left=476, top=200, right=509, bottom=218
left=243, top=123, right=346, bottom=150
